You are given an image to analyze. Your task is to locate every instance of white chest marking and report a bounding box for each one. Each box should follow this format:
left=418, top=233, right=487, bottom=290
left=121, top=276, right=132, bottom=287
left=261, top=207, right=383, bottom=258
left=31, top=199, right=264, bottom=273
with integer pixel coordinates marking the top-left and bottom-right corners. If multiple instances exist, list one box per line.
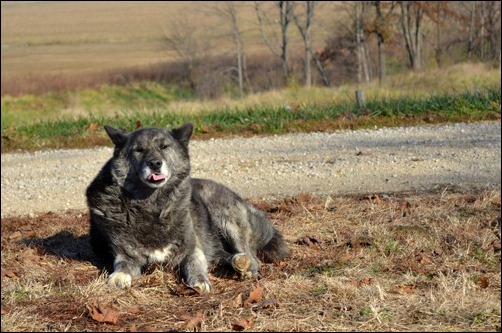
left=148, top=245, right=174, bottom=263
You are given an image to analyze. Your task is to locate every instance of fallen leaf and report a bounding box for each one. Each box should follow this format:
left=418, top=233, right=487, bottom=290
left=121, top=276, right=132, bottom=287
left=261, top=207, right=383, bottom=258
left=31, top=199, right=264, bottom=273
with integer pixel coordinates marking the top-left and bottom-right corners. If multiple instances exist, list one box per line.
left=244, top=285, right=263, bottom=306
left=232, top=316, right=255, bottom=331
left=295, top=236, right=321, bottom=248
left=393, top=284, right=416, bottom=294
left=491, top=199, right=501, bottom=207
left=180, top=311, right=203, bottom=331
left=251, top=298, right=281, bottom=311
left=399, top=201, right=412, bottom=217
left=248, top=123, right=262, bottom=132
left=125, top=306, right=141, bottom=315
left=275, top=260, right=287, bottom=267
left=233, top=293, right=243, bottom=308
left=347, top=236, right=373, bottom=249
left=369, top=194, right=382, bottom=205
left=9, top=231, right=22, bottom=240
left=88, top=123, right=99, bottom=131
left=297, top=192, right=313, bottom=205
left=337, top=252, right=356, bottom=263
left=475, top=276, right=489, bottom=289
left=86, top=303, right=119, bottom=325
left=358, top=277, right=373, bottom=286
left=174, top=284, right=200, bottom=297
left=2, top=270, right=17, bottom=278
left=135, top=120, right=142, bottom=129
left=489, top=239, right=501, bottom=252
left=465, top=196, right=477, bottom=204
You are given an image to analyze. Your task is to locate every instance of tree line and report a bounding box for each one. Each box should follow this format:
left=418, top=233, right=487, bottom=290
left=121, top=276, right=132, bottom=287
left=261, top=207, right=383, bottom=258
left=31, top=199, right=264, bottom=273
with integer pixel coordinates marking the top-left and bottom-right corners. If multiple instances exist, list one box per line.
left=5, top=1, right=498, bottom=98
left=161, top=1, right=500, bottom=98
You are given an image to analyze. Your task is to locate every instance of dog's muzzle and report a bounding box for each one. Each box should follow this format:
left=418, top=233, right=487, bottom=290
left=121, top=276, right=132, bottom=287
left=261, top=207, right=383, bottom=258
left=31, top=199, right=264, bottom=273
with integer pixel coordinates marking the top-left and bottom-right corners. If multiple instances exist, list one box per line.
left=141, top=158, right=169, bottom=188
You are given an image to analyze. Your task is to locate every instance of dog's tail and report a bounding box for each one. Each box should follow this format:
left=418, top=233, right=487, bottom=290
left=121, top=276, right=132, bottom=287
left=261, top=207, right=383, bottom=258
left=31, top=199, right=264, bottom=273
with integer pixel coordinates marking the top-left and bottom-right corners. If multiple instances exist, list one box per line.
left=258, top=228, right=290, bottom=263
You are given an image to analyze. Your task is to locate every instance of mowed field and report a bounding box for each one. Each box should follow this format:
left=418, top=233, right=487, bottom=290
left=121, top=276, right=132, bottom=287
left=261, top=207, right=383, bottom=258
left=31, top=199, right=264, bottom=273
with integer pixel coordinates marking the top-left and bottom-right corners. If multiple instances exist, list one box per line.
left=1, top=1, right=337, bottom=77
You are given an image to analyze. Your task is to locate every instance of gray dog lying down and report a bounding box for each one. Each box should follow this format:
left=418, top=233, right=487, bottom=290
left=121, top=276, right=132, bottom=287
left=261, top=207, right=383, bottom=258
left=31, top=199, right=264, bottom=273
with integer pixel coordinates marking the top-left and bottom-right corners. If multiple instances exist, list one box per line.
left=86, top=123, right=290, bottom=292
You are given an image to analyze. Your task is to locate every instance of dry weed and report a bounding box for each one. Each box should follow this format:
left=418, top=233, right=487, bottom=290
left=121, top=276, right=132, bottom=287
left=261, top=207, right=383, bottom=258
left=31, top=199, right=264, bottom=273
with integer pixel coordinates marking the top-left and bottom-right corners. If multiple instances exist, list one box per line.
left=1, top=188, right=500, bottom=331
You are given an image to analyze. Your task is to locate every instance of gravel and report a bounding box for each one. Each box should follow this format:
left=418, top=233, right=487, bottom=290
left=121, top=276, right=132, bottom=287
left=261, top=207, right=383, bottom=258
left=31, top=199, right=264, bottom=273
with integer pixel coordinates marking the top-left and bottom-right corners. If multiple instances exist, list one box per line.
left=1, top=121, right=500, bottom=218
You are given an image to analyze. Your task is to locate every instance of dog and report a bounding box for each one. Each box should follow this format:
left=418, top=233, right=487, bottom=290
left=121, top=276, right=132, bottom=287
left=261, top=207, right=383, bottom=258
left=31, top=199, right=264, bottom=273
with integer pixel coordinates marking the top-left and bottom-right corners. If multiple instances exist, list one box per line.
left=86, top=122, right=290, bottom=292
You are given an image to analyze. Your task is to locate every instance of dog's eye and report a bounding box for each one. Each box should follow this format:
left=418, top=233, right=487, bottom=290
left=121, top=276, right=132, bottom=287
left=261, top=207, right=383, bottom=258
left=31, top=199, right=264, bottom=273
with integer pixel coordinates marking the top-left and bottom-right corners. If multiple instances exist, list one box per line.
left=160, top=144, right=169, bottom=149
left=133, top=147, right=144, bottom=153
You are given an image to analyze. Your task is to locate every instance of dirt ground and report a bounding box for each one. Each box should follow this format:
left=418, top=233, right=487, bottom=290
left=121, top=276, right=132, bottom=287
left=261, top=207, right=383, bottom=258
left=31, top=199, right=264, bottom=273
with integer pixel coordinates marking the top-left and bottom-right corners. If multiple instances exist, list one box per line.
left=1, top=122, right=501, bottom=331
left=1, top=188, right=500, bottom=332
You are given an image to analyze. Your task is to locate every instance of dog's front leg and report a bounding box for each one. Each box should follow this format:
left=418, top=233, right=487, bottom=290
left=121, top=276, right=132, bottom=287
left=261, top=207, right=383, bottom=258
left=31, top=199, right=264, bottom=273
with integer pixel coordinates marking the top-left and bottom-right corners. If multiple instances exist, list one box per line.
left=179, top=247, right=212, bottom=293
left=108, top=253, right=145, bottom=289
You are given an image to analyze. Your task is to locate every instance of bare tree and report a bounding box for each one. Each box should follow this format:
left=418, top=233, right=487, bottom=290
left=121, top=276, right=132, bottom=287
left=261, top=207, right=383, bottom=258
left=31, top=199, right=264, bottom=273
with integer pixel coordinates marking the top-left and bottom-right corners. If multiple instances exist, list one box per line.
left=292, top=1, right=330, bottom=87
left=209, top=1, right=248, bottom=97
left=398, top=1, right=425, bottom=70
left=370, top=1, right=395, bottom=83
left=355, top=1, right=371, bottom=83
left=482, top=1, right=501, bottom=61
left=254, top=1, right=294, bottom=82
left=163, top=16, right=213, bottom=91
left=467, top=1, right=477, bottom=61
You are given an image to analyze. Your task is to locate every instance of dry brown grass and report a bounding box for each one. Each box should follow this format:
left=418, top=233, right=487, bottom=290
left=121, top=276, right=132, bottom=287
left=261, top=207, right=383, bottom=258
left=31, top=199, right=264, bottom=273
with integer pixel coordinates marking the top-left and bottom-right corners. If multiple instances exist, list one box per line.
left=1, top=188, right=500, bottom=332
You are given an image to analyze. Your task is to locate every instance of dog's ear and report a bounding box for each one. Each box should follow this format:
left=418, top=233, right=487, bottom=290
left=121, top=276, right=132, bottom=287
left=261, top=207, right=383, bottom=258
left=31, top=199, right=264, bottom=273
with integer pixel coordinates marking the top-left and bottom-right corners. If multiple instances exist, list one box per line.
left=104, top=125, right=129, bottom=148
left=172, top=122, right=193, bottom=147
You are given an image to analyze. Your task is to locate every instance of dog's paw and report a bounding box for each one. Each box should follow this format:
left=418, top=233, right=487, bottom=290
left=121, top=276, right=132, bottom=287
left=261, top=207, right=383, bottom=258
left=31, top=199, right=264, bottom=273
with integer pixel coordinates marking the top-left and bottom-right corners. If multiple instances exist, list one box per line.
left=192, top=280, right=212, bottom=294
left=231, top=253, right=251, bottom=273
left=185, top=273, right=212, bottom=294
left=108, top=272, right=132, bottom=288
left=231, top=253, right=260, bottom=279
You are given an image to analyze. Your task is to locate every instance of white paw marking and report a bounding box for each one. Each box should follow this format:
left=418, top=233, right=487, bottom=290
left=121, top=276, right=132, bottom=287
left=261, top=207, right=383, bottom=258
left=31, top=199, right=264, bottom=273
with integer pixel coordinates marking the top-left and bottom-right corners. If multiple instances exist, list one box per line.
left=108, top=272, right=132, bottom=289
left=232, top=253, right=251, bottom=272
left=193, top=281, right=212, bottom=293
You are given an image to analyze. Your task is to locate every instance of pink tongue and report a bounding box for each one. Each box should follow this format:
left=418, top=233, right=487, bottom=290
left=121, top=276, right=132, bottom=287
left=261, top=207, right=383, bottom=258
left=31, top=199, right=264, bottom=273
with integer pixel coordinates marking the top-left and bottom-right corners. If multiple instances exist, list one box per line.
left=149, top=173, right=166, bottom=181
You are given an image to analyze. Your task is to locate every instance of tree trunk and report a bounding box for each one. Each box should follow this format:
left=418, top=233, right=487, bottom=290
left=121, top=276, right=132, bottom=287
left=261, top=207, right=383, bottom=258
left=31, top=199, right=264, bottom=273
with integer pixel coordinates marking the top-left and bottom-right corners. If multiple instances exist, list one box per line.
left=467, top=1, right=476, bottom=61
left=293, top=1, right=330, bottom=86
left=279, top=1, right=293, bottom=80
left=434, top=1, right=443, bottom=67
left=399, top=1, right=423, bottom=70
left=355, top=2, right=370, bottom=83
left=254, top=1, right=292, bottom=84
left=375, top=1, right=386, bottom=84
left=303, top=2, right=313, bottom=87
left=377, top=35, right=386, bottom=83
left=228, top=2, right=244, bottom=97
left=311, top=49, right=331, bottom=86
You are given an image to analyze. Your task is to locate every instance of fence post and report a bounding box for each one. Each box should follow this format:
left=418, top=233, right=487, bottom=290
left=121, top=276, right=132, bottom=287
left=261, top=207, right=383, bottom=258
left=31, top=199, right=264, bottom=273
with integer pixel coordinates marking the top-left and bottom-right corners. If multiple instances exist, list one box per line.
left=356, top=90, right=365, bottom=109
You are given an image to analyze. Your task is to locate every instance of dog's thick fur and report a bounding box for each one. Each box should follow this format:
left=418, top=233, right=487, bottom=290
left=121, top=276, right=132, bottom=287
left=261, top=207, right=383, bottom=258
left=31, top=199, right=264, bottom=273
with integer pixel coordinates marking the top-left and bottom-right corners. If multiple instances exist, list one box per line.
left=86, top=123, right=290, bottom=292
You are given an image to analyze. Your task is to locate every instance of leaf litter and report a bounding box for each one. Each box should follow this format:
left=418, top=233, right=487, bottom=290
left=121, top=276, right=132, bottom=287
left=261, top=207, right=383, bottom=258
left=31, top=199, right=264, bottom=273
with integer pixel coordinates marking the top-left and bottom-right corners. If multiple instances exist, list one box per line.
left=1, top=189, right=500, bottom=331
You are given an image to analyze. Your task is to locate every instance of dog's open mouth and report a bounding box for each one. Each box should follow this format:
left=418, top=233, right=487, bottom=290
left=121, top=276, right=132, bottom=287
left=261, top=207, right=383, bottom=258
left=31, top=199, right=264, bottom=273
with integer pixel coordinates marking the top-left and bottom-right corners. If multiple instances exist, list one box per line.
left=147, top=173, right=166, bottom=183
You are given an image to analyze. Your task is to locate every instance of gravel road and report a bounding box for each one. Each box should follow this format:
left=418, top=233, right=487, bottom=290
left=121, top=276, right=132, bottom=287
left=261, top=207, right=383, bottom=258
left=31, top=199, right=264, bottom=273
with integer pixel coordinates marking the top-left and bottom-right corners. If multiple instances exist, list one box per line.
left=1, top=121, right=500, bottom=218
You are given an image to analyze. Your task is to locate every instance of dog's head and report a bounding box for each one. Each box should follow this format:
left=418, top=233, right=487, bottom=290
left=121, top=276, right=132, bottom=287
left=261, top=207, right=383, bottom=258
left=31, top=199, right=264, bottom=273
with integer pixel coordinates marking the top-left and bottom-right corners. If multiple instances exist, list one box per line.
left=104, top=123, right=193, bottom=189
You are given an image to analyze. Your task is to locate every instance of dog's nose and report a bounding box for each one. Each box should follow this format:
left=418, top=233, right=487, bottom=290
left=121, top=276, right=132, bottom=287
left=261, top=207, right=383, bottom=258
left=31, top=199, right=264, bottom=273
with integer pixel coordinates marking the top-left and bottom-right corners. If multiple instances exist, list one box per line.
left=147, top=158, right=162, bottom=170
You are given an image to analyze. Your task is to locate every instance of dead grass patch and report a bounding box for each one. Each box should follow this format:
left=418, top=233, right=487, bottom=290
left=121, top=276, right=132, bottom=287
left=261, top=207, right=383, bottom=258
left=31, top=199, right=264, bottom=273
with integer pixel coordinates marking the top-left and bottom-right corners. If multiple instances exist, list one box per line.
left=1, top=189, right=500, bottom=331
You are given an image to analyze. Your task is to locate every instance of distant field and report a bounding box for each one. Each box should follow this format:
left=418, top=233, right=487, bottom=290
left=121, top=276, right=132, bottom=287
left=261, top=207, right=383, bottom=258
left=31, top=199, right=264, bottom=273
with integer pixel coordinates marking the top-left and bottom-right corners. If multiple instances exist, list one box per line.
left=1, top=1, right=337, bottom=77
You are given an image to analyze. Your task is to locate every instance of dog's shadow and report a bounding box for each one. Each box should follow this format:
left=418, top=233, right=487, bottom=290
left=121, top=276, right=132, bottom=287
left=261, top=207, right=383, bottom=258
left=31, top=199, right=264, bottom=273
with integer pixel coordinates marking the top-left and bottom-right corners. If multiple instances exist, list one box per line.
left=20, top=230, right=243, bottom=281
left=20, top=230, right=110, bottom=274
